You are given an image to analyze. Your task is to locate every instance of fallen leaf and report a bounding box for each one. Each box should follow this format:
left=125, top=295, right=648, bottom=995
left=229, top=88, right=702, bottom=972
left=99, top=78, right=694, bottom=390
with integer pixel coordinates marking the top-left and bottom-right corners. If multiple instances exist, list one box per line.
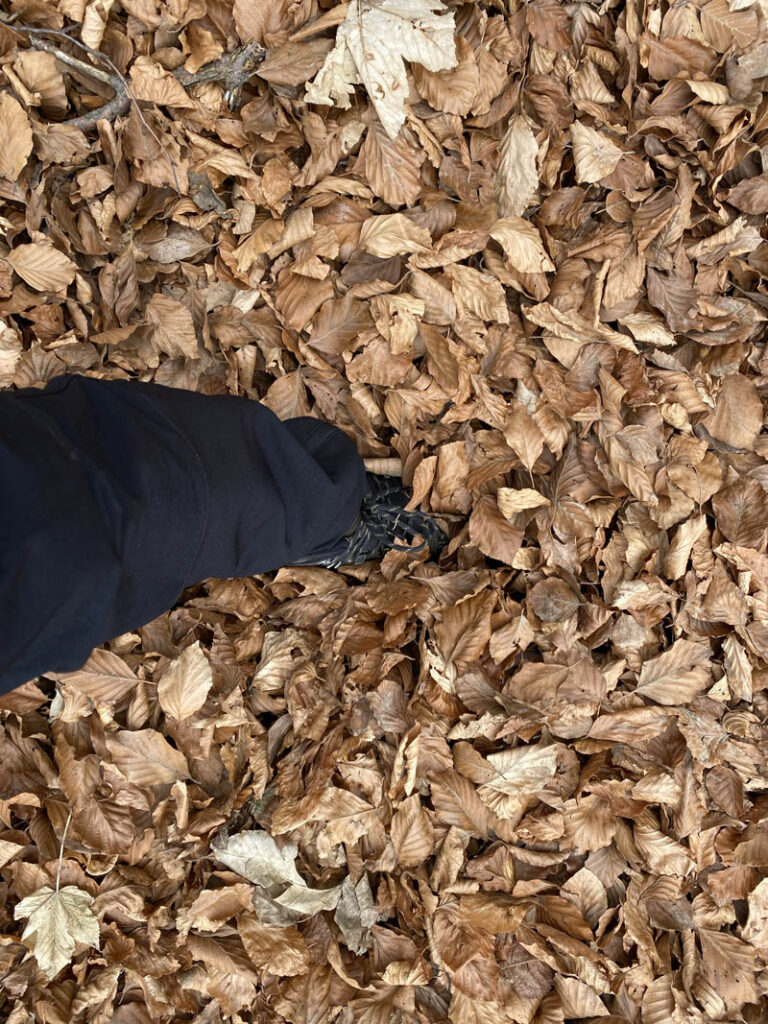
left=306, top=0, right=457, bottom=139
left=158, top=642, right=214, bottom=721
left=14, top=886, right=100, bottom=980
left=7, top=242, right=76, bottom=294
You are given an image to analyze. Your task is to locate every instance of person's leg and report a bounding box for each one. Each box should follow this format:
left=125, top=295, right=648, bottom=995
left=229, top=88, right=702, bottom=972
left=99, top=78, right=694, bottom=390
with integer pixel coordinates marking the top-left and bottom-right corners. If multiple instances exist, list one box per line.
left=0, top=375, right=365, bottom=695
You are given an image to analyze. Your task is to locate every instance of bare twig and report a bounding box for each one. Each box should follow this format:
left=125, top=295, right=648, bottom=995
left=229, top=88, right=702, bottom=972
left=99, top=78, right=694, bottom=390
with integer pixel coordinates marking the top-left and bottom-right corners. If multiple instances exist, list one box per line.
left=20, top=29, right=265, bottom=131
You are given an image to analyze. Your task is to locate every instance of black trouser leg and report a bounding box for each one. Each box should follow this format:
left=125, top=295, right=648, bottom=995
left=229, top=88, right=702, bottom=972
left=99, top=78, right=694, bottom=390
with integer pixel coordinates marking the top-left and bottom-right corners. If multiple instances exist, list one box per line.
left=0, top=375, right=365, bottom=694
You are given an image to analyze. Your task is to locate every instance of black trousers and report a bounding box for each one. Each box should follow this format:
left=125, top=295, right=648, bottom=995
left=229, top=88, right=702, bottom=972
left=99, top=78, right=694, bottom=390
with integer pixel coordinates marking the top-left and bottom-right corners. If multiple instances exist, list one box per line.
left=0, top=375, right=366, bottom=695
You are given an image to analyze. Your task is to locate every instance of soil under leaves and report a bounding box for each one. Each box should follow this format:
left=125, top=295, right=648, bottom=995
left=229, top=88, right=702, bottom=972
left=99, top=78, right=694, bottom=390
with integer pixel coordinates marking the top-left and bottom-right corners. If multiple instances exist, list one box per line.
left=1, top=0, right=768, bottom=1021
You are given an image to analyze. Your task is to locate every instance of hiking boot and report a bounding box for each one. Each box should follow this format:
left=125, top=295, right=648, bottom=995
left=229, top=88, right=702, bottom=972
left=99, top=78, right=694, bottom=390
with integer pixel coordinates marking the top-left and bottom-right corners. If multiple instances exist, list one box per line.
left=292, top=473, right=446, bottom=569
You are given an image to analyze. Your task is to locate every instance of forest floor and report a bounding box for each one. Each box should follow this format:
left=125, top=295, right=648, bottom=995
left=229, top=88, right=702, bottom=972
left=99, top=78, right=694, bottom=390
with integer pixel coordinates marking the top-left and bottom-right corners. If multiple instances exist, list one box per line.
left=1, top=0, right=768, bottom=1021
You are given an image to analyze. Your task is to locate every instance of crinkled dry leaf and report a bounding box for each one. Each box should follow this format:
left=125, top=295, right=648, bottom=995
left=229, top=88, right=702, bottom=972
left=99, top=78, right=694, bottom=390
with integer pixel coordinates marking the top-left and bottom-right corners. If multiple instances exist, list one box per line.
left=306, top=0, right=457, bottom=139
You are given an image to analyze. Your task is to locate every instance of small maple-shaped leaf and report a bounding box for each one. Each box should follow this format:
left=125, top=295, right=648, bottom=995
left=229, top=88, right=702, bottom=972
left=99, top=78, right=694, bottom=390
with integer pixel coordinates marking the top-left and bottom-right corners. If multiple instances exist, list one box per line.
left=14, top=885, right=100, bottom=979
left=306, top=0, right=458, bottom=139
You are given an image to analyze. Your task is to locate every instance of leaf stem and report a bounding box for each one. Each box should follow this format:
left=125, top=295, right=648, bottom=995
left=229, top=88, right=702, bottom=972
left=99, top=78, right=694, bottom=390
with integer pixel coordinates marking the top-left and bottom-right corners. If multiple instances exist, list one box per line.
left=56, top=810, right=73, bottom=893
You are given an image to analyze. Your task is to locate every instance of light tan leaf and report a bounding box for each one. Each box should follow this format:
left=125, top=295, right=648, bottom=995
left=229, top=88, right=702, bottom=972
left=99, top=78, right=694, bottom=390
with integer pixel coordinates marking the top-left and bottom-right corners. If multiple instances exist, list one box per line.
left=158, top=642, right=213, bottom=721
left=390, top=794, right=435, bottom=867
left=7, top=242, right=76, bottom=294
left=704, top=374, right=763, bottom=450
left=81, top=0, right=115, bottom=51
left=274, top=883, right=342, bottom=914
left=699, top=929, right=758, bottom=1009
left=564, top=794, right=618, bottom=851
left=359, top=213, right=432, bottom=257
left=429, top=770, right=494, bottom=837
left=212, top=830, right=306, bottom=887
left=14, top=886, right=100, bottom=980
left=525, top=301, right=638, bottom=352
left=528, top=578, right=579, bottom=622
left=212, top=829, right=342, bottom=913
left=129, top=58, right=195, bottom=107
left=686, top=79, right=730, bottom=103
left=13, top=52, right=68, bottom=118
left=145, top=295, right=198, bottom=359
left=723, top=633, right=752, bottom=702
left=618, top=311, right=676, bottom=347
left=0, top=90, right=33, bottom=181
left=0, top=321, right=23, bottom=387
left=662, top=514, right=707, bottom=580
left=106, top=729, right=189, bottom=786
left=334, top=875, right=378, bottom=956
left=490, top=218, right=555, bottom=274
left=177, top=884, right=253, bottom=939
left=479, top=745, right=559, bottom=821
left=743, top=877, right=768, bottom=950
left=496, top=115, right=539, bottom=218
left=181, top=22, right=224, bottom=73
left=504, top=401, right=545, bottom=472
left=233, top=0, right=286, bottom=45
left=727, top=174, right=768, bottom=214
left=570, top=121, right=623, bottom=183
left=635, top=639, right=711, bottom=705
left=497, top=487, right=550, bottom=516
left=443, top=263, right=509, bottom=323
left=306, top=0, right=458, bottom=139
left=555, top=976, right=608, bottom=1017
left=359, top=118, right=425, bottom=205
left=634, top=813, right=695, bottom=874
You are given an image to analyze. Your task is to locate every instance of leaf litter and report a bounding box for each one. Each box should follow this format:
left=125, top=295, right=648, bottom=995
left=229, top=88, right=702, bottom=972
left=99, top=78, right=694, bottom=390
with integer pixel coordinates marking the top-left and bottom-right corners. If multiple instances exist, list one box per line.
left=0, top=0, right=767, bottom=1020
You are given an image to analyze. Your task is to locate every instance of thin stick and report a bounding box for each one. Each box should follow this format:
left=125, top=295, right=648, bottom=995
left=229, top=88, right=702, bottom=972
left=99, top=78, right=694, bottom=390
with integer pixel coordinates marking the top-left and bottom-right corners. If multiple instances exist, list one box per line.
left=20, top=28, right=265, bottom=130
left=55, top=810, right=73, bottom=893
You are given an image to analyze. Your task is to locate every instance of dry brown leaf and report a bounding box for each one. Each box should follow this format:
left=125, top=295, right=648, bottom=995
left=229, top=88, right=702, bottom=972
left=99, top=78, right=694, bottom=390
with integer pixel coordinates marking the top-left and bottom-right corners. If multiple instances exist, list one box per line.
left=704, top=374, right=763, bottom=450
left=635, top=639, right=711, bottom=705
left=359, top=213, right=432, bottom=257
left=412, top=36, right=479, bottom=116
left=158, top=642, right=213, bottom=721
left=489, top=218, right=555, bottom=274
left=390, top=794, right=435, bottom=867
left=570, top=121, right=624, bottom=183
left=106, top=729, right=189, bottom=787
left=528, top=578, right=579, bottom=622
left=7, top=242, right=76, bottom=294
left=130, top=58, right=197, bottom=107
left=145, top=295, right=198, bottom=359
left=0, top=90, right=33, bottom=182
left=504, top=401, right=545, bottom=473
left=3, top=1, right=768, bottom=1016
left=496, top=115, right=539, bottom=218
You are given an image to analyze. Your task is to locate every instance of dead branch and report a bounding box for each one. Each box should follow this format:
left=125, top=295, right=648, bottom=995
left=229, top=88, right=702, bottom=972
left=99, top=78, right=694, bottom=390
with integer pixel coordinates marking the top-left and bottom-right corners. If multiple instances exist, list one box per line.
left=23, top=32, right=266, bottom=131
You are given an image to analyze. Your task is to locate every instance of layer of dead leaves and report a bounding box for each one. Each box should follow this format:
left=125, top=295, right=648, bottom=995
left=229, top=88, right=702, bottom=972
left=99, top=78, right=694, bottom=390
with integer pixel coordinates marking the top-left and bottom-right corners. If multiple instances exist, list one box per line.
left=1, top=0, right=768, bottom=1021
